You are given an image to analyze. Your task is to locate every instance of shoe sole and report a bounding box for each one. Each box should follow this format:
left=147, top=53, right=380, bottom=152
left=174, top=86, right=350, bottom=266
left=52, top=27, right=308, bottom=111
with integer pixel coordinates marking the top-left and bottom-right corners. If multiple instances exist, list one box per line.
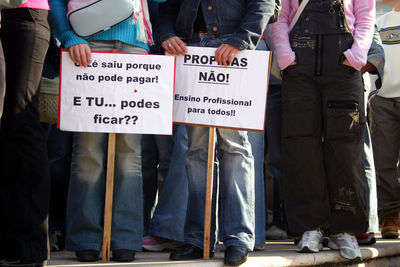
left=357, top=237, right=376, bottom=246
left=343, top=256, right=362, bottom=262
left=224, top=255, right=248, bottom=266
left=339, top=252, right=362, bottom=262
left=112, top=257, right=135, bottom=262
left=298, top=246, right=320, bottom=253
left=169, top=252, right=214, bottom=261
left=382, top=232, right=399, bottom=239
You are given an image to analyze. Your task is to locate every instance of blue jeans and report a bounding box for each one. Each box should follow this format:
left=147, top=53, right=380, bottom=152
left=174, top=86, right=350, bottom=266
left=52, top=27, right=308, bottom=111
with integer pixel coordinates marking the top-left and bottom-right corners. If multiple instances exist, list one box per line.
left=42, top=124, right=72, bottom=234
left=149, top=125, right=189, bottom=242
left=265, top=85, right=283, bottom=228
left=150, top=125, right=257, bottom=249
left=66, top=40, right=147, bottom=252
left=247, top=39, right=268, bottom=246
left=248, top=131, right=266, bottom=246
left=182, top=35, right=255, bottom=250
left=184, top=126, right=255, bottom=250
left=142, top=134, right=174, bottom=236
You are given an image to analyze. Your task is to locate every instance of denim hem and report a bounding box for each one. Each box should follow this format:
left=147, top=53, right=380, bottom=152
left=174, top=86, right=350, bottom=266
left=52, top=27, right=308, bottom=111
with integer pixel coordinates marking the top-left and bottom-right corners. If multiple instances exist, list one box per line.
left=223, top=239, right=254, bottom=251
left=110, top=243, right=142, bottom=252
left=184, top=238, right=206, bottom=250
left=254, top=238, right=267, bottom=245
left=149, top=228, right=184, bottom=243
left=255, top=238, right=266, bottom=245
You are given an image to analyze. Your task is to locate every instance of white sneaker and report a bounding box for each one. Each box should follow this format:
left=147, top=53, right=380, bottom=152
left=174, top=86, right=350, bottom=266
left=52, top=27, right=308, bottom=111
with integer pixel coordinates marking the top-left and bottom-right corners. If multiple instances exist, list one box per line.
left=327, top=233, right=362, bottom=260
left=297, top=230, right=323, bottom=253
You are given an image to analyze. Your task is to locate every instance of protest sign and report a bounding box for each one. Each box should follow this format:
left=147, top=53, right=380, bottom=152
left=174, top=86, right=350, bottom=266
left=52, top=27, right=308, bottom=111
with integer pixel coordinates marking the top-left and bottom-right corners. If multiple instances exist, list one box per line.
left=58, top=50, right=175, bottom=135
left=173, top=46, right=270, bottom=131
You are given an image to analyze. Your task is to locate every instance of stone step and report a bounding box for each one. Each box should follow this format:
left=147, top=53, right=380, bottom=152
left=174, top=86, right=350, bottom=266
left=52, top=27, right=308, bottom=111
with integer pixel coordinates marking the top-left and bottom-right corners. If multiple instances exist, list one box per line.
left=48, top=237, right=400, bottom=267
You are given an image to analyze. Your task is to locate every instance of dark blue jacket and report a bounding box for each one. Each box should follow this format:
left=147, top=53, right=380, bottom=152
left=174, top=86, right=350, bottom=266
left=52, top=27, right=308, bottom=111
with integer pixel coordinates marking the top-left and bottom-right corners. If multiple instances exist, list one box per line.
left=155, top=0, right=275, bottom=50
left=367, top=25, right=385, bottom=90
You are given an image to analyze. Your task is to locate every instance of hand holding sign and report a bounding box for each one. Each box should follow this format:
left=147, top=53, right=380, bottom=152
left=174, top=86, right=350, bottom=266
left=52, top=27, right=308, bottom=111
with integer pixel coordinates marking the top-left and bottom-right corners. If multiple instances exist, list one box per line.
left=215, top=43, right=239, bottom=66
left=68, top=43, right=92, bottom=67
left=162, top=36, right=188, bottom=55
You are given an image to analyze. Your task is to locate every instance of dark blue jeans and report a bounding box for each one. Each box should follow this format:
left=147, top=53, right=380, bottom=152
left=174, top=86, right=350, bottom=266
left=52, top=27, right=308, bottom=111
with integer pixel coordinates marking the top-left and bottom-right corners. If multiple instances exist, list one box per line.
left=149, top=125, right=189, bottom=242
left=41, top=124, right=72, bottom=235
left=265, top=85, right=283, bottom=228
left=142, top=133, right=174, bottom=236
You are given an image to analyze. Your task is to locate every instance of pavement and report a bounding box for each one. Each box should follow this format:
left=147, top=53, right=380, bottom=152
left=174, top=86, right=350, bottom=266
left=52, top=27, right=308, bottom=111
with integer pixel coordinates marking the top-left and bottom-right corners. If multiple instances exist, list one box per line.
left=48, top=233, right=400, bottom=267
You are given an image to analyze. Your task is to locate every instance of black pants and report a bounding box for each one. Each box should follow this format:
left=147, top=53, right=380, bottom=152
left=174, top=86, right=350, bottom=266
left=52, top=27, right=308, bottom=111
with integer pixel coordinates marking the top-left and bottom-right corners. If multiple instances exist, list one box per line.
left=0, top=8, right=50, bottom=262
left=281, top=60, right=368, bottom=236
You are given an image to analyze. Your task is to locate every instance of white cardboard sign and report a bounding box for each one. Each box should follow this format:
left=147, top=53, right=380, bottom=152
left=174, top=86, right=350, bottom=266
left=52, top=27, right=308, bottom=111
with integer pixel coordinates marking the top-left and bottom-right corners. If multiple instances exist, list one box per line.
left=173, top=46, right=270, bottom=131
left=58, top=50, right=175, bottom=135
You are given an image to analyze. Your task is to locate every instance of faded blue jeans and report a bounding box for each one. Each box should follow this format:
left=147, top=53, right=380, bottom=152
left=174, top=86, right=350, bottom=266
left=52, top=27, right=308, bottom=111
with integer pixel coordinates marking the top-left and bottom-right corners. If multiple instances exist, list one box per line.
left=150, top=127, right=261, bottom=249
left=248, top=131, right=266, bottom=246
left=183, top=35, right=255, bottom=250
left=184, top=126, right=255, bottom=250
left=66, top=40, right=147, bottom=252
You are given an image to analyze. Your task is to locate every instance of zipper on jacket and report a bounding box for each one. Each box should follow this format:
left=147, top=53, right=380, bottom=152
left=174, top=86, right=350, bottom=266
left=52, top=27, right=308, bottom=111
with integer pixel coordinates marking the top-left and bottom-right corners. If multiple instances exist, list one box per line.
left=337, top=6, right=345, bottom=29
left=314, top=34, right=323, bottom=76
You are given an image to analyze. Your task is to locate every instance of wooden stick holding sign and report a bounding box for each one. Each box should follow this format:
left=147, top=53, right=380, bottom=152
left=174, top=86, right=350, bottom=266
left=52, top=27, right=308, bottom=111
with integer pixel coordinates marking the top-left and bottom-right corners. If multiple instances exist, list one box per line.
left=203, top=126, right=216, bottom=259
left=101, top=49, right=119, bottom=262
left=102, top=132, right=116, bottom=262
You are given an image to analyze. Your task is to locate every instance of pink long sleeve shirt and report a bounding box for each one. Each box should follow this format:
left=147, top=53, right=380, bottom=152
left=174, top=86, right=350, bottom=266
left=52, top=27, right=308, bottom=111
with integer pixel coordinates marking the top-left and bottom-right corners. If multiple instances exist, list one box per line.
left=270, top=0, right=375, bottom=70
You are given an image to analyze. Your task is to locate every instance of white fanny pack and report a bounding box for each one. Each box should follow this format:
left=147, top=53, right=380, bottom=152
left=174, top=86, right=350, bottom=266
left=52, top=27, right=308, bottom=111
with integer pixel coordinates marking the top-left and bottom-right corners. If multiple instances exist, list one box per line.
left=67, top=0, right=135, bottom=38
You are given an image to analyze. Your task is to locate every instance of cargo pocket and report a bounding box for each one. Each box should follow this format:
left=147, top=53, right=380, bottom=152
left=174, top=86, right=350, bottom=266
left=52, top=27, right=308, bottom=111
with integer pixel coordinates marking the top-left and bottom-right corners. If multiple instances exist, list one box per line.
left=282, top=100, right=315, bottom=138
left=326, top=100, right=361, bottom=140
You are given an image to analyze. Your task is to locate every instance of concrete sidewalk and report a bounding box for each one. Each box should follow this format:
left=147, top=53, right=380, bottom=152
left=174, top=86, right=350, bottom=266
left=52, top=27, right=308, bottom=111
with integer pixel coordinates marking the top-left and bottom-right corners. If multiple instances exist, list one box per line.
left=48, top=234, right=400, bottom=267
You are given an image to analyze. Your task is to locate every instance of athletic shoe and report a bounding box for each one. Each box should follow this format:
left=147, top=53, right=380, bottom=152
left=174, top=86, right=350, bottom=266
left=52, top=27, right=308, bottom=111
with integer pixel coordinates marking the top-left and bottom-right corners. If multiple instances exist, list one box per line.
left=142, top=236, right=182, bottom=252
left=355, top=232, right=376, bottom=245
left=327, top=233, right=362, bottom=260
left=297, top=230, right=323, bottom=253
left=253, top=244, right=265, bottom=251
left=50, top=230, right=65, bottom=252
left=381, top=213, right=399, bottom=239
left=266, top=225, right=288, bottom=240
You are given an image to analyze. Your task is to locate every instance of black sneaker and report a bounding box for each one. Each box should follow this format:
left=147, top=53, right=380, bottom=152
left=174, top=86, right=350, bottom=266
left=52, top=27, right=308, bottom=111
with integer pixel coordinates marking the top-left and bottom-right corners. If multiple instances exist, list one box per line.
left=50, top=231, right=65, bottom=252
left=355, top=232, right=376, bottom=246
left=112, top=249, right=135, bottom=262
left=224, top=246, right=249, bottom=266
left=75, top=250, right=99, bottom=262
left=170, top=244, right=213, bottom=261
